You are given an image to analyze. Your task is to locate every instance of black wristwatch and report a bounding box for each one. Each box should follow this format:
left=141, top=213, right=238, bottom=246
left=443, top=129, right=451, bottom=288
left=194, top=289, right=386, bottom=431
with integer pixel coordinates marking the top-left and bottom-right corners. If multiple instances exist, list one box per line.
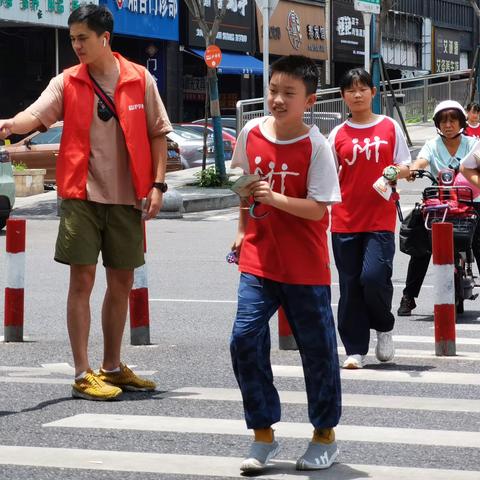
left=152, top=182, right=168, bottom=193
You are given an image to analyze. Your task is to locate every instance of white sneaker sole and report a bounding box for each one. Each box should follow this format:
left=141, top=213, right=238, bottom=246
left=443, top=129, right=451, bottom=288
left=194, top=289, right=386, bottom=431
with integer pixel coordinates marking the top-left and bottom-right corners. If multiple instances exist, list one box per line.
left=240, top=444, right=280, bottom=472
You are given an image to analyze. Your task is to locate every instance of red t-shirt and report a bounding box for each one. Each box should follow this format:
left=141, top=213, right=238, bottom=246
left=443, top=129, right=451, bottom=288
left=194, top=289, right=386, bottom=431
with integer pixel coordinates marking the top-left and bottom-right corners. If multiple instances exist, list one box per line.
left=328, top=116, right=411, bottom=233
left=231, top=118, right=341, bottom=285
left=465, top=123, right=480, bottom=139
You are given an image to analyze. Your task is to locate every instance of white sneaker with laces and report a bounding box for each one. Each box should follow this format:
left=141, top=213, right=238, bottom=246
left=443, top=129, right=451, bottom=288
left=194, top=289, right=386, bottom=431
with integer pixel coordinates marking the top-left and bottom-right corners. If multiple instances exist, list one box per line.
left=375, top=330, right=395, bottom=362
left=342, top=354, right=366, bottom=369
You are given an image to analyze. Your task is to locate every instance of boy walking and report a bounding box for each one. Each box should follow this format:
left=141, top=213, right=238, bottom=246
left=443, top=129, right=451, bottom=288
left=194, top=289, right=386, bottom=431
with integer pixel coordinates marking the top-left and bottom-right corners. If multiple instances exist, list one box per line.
left=229, top=55, right=342, bottom=473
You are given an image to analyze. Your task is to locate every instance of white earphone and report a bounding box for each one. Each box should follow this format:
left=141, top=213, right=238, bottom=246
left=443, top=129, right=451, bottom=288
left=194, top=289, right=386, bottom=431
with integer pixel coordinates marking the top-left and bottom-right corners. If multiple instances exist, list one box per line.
left=103, top=38, right=107, bottom=47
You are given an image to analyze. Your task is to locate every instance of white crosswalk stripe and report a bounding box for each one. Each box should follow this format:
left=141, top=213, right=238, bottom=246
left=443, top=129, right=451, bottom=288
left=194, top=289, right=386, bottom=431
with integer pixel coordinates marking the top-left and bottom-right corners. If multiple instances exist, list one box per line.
left=44, top=414, right=480, bottom=448
left=0, top=445, right=478, bottom=480
left=1, top=329, right=480, bottom=479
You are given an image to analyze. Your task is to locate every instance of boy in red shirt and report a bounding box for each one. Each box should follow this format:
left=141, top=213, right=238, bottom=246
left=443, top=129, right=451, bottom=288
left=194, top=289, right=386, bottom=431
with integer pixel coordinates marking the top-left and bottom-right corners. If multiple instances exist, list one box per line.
left=230, top=55, right=342, bottom=473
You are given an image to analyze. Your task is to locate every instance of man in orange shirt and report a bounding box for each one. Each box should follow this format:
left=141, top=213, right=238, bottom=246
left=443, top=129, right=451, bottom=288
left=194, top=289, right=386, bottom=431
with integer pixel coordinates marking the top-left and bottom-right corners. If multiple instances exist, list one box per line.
left=0, top=5, right=171, bottom=400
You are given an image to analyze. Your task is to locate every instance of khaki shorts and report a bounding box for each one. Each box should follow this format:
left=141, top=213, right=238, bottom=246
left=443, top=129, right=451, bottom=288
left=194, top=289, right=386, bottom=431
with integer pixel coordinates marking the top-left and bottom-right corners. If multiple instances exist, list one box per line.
left=55, top=199, right=144, bottom=270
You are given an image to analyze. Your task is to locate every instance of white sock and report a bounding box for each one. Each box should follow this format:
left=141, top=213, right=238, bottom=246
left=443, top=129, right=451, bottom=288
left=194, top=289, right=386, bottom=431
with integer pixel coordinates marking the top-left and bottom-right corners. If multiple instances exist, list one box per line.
left=75, top=371, right=87, bottom=381
left=102, top=366, right=120, bottom=373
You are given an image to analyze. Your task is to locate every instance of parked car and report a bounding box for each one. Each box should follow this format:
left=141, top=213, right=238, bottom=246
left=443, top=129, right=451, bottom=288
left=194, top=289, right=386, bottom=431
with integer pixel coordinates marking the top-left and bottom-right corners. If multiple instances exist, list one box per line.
left=0, top=146, right=15, bottom=230
left=192, top=115, right=237, bottom=133
left=5, top=121, right=182, bottom=185
left=168, top=124, right=233, bottom=169
left=178, top=123, right=237, bottom=151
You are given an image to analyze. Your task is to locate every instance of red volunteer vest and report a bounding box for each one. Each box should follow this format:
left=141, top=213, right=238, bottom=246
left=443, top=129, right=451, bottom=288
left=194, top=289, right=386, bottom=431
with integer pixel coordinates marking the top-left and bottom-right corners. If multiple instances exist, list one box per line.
left=239, top=124, right=331, bottom=285
left=57, top=53, right=153, bottom=200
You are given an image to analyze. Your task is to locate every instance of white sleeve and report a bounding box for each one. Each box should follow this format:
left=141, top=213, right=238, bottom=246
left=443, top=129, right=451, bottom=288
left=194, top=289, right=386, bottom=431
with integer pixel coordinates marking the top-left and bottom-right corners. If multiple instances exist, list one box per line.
left=461, top=141, right=480, bottom=169
left=230, top=118, right=264, bottom=173
left=392, top=119, right=412, bottom=165
left=327, top=124, right=342, bottom=171
left=230, top=125, right=250, bottom=173
left=307, top=132, right=342, bottom=204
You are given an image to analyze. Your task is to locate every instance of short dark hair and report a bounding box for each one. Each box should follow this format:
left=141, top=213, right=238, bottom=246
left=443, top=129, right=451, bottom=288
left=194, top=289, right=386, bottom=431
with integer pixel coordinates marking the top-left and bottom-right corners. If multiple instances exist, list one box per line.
left=68, top=4, right=114, bottom=39
left=339, top=68, right=374, bottom=93
left=466, top=102, right=480, bottom=113
left=270, top=55, right=319, bottom=95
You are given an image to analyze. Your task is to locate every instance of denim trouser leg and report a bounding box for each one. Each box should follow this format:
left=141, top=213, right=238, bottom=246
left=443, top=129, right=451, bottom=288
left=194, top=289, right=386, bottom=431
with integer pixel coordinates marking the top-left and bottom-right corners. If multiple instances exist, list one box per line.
left=332, top=233, right=371, bottom=355
left=230, top=273, right=281, bottom=429
left=333, top=232, right=396, bottom=354
left=362, top=232, right=396, bottom=332
left=281, top=284, right=342, bottom=429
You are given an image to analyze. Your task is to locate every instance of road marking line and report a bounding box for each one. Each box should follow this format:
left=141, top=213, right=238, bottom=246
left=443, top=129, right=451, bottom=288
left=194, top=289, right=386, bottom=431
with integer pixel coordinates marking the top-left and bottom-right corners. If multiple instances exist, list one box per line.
left=273, top=365, right=480, bottom=386
left=338, top=347, right=480, bottom=361
left=0, top=445, right=478, bottom=479
left=440, top=324, right=480, bottom=332
left=394, top=335, right=480, bottom=345
left=166, top=387, right=480, bottom=413
left=43, top=414, right=480, bottom=448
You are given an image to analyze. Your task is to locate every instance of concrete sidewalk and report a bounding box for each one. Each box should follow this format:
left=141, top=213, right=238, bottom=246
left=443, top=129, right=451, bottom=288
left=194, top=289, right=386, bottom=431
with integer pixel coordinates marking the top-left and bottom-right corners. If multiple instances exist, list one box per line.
left=10, top=122, right=436, bottom=219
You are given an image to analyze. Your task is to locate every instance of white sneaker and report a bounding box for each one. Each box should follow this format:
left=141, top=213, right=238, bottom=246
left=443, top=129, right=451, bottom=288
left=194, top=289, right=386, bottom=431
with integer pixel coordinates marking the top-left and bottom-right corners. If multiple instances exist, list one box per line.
left=342, top=354, right=365, bottom=369
left=240, top=440, right=280, bottom=473
left=375, top=330, right=395, bottom=362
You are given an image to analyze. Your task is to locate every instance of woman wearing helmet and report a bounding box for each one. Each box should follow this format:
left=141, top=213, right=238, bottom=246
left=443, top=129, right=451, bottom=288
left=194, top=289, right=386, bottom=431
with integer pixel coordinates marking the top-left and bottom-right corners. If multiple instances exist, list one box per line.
left=398, top=100, right=479, bottom=316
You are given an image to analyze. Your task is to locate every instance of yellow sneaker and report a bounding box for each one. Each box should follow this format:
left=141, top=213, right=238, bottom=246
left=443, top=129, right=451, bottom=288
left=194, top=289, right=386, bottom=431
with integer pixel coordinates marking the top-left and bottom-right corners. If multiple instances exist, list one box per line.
left=72, top=369, right=122, bottom=401
left=98, top=362, right=156, bottom=392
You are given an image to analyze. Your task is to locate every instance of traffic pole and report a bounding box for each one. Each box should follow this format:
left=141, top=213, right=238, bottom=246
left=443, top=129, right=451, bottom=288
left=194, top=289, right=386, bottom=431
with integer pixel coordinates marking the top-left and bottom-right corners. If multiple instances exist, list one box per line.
left=278, top=307, right=297, bottom=350
left=129, top=221, right=150, bottom=345
left=432, top=222, right=456, bottom=356
left=4, top=219, right=26, bottom=342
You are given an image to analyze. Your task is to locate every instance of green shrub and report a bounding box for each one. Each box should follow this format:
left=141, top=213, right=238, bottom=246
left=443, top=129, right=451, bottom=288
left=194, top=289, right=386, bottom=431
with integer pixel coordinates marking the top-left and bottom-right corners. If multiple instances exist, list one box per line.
left=13, top=162, right=27, bottom=171
left=194, top=166, right=232, bottom=187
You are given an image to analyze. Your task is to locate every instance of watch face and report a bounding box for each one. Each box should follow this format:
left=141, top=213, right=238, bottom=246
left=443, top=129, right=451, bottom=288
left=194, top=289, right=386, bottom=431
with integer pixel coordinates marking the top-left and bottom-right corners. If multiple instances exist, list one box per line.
left=154, top=182, right=168, bottom=192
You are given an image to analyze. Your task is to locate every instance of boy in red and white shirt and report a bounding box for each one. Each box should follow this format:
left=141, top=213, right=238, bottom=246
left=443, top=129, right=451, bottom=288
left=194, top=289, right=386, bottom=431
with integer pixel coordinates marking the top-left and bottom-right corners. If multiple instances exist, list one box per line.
left=230, top=55, right=341, bottom=473
left=329, top=68, right=411, bottom=370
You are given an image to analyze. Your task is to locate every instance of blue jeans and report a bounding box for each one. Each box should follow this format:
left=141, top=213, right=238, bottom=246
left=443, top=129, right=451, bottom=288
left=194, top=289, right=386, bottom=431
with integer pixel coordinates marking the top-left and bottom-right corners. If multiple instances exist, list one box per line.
left=332, top=232, right=395, bottom=356
left=230, top=273, right=342, bottom=430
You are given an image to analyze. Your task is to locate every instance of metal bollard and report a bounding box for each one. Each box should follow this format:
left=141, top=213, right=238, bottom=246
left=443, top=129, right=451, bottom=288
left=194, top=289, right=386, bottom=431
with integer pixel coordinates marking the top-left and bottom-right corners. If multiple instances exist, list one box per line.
left=129, top=221, right=150, bottom=345
left=432, top=222, right=456, bottom=356
left=4, top=218, right=26, bottom=342
left=278, top=307, right=298, bottom=350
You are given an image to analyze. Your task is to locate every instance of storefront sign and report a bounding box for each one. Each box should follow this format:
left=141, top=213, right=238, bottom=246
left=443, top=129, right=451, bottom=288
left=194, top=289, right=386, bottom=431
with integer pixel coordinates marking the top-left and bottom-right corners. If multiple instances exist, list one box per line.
left=101, top=0, right=178, bottom=40
left=433, top=27, right=461, bottom=73
left=0, top=0, right=98, bottom=27
left=187, top=0, right=253, bottom=52
left=332, top=0, right=365, bottom=63
left=256, top=0, right=327, bottom=60
left=354, top=0, right=379, bottom=14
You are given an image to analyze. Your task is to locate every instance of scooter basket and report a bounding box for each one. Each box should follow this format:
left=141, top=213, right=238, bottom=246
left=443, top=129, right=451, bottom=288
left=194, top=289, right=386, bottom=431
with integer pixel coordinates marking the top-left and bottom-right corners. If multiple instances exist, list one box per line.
left=425, top=210, right=477, bottom=252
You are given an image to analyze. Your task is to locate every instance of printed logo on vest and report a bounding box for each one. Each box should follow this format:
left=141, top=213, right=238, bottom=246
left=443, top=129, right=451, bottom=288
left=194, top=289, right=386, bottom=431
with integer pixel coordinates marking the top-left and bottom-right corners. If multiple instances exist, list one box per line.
left=129, top=104, right=145, bottom=111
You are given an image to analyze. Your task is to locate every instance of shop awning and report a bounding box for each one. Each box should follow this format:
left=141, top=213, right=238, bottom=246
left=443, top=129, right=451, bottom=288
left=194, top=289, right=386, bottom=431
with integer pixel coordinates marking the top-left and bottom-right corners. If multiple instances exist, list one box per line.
left=191, top=49, right=263, bottom=75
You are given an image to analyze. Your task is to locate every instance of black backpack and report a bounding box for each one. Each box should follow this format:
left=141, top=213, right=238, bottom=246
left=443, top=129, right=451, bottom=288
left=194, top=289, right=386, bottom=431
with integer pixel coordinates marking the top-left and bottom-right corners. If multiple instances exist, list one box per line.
left=399, top=203, right=431, bottom=257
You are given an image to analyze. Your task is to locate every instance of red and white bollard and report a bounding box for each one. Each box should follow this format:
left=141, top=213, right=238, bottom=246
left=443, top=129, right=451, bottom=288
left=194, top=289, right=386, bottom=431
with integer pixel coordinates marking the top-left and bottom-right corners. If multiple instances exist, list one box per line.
left=278, top=307, right=298, bottom=350
left=432, top=222, right=456, bottom=356
left=129, top=221, right=150, bottom=345
left=4, top=219, right=26, bottom=342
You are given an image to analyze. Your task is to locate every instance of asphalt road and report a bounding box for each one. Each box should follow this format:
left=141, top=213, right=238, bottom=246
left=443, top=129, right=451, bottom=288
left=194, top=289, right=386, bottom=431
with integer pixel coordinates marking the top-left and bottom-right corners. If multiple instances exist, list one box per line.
left=0, top=200, right=479, bottom=480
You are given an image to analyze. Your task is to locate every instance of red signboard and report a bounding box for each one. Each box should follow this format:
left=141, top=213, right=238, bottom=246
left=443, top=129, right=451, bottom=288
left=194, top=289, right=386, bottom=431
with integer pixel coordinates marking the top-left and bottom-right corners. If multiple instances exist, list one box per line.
left=204, top=45, right=222, bottom=68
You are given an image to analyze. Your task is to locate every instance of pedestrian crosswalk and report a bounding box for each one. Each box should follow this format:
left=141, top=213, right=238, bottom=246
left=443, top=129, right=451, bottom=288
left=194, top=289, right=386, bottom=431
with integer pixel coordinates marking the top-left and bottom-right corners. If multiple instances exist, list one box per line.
left=1, top=335, right=480, bottom=479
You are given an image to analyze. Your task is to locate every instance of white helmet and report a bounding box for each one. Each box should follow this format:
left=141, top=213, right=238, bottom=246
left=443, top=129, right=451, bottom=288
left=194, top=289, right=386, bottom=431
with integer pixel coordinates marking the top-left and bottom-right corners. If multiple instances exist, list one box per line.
left=433, top=100, right=467, bottom=131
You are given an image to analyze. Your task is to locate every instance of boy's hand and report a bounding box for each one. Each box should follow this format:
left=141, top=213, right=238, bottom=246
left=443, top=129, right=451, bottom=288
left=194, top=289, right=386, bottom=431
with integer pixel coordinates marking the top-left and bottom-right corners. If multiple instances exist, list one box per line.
left=252, top=181, right=276, bottom=205
left=0, top=119, right=14, bottom=140
left=231, top=232, right=245, bottom=258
